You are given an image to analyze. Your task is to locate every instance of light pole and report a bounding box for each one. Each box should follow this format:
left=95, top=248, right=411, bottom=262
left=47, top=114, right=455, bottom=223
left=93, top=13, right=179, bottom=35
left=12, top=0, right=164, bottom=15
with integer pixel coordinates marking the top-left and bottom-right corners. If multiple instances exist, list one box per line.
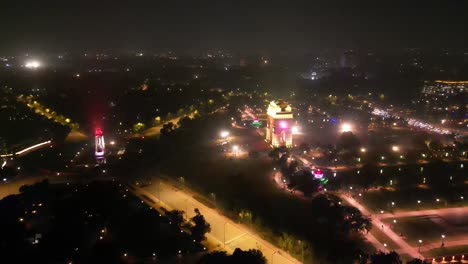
left=418, top=239, right=422, bottom=253
left=271, top=251, right=278, bottom=264
left=185, top=198, right=189, bottom=218
left=232, top=145, right=239, bottom=157
left=441, top=235, right=445, bottom=246
left=158, top=181, right=162, bottom=201
left=298, top=240, right=304, bottom=263
left=223, top=222, right=228, bottom=248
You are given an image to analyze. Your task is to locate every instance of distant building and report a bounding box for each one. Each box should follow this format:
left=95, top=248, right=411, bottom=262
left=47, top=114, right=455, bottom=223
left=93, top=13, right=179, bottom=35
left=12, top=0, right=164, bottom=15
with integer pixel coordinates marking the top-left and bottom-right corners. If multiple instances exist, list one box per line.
left=422, top=80, right=467, bottom=95
left=339, top=50, right=358, bottom=69
left=266, top=100, right=293, bottom=147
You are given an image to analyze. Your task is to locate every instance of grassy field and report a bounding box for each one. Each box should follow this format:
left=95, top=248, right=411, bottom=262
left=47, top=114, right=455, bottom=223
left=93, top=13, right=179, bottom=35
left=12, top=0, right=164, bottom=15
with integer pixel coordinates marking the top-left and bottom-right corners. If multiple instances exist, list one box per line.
left=425, top=244, right=468, bottom=258
left=360, top=188, right=468, bottom=213
left=382, top=217, right=446, bottom=247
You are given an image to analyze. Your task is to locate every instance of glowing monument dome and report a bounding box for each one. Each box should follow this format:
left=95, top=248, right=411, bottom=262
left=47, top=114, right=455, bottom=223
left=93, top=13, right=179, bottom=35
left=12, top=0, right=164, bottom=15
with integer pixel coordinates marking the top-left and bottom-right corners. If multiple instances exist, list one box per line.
left=266, top=99, right=293, bottom=147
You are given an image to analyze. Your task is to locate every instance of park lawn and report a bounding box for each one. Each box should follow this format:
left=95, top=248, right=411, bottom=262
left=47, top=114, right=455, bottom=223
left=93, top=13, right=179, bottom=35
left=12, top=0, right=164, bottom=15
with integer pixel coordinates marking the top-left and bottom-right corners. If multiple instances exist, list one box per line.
left=360, top=188, right=467, bottom=213
left=425, top=245, right=468, bottom=257
left=382, top=217, right=446, bottom=247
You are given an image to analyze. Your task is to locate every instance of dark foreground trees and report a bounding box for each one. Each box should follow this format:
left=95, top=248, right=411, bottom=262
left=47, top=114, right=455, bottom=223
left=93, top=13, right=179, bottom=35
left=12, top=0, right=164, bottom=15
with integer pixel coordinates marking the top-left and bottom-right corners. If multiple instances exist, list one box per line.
left=198, top=248, right=266, bottom=264
left=191, top=208, right=211, bottom=242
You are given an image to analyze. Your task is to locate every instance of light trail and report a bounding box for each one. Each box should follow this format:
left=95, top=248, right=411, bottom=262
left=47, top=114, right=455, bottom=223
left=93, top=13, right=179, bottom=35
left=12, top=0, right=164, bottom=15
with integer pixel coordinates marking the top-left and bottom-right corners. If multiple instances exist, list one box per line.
left=0, top=140, right=52, bottom=157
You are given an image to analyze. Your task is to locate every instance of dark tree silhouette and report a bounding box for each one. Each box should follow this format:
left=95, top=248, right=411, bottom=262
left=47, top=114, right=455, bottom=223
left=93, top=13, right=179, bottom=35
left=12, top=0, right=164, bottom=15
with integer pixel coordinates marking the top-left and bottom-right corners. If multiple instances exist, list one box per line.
left=190, top=208, right=211, bottom=241
left=370, top=251, right=402, bottom=264
left=337, top=131, right=361, bottom=154
left=198, top=248, right=266, bottom=264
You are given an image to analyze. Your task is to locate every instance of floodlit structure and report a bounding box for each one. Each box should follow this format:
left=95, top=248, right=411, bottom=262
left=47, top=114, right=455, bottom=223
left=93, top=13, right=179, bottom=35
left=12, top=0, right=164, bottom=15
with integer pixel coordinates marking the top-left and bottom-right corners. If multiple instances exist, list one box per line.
left=25, top=60, right=41, bottom=69
left=94, top=128, right=105, bottom=157
left=266, top=99, right=293, bottom=147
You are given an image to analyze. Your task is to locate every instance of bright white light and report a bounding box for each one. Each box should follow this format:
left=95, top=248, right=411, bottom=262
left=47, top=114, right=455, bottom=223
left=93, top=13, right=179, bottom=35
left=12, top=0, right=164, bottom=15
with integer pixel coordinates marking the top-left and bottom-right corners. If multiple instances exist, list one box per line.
left=232, top=145, right=239, bottom=151
left=110, top=141, right=115, bottom=145
left=220, top=131, right=230, bottom=138
left=360, top=148, right=366, bottom=153
left=341, top=123, right=352, bottom=133
left=25, top=60, right=41, bottom=69
left=292, top=126, right=299, bottom=134
left=392, top=145, right=400, bottom=152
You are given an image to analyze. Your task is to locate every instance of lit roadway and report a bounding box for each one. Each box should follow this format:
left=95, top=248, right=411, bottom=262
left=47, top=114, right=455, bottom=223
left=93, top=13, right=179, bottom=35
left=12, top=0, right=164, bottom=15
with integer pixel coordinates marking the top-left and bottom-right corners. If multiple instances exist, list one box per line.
left=131, top=178, right=300, bottom=264
left=341, top=194, right=424, bottom=259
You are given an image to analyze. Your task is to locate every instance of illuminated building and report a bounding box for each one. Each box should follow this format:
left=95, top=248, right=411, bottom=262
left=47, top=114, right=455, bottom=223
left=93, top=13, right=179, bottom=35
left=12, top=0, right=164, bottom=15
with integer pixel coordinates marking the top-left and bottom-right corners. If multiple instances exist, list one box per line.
left=94, top=128, right=105, bottom=157
left=422, top=80, right=467, bottom=95
left=266, top=100, right=293, bottom=147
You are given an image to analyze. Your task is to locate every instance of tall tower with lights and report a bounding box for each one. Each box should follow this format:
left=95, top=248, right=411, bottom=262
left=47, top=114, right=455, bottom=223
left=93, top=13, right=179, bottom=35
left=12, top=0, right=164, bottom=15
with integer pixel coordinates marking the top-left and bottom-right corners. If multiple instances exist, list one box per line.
left=266, top=100, right=293, bottom=147
left=94, top=128, right=105, bottom=157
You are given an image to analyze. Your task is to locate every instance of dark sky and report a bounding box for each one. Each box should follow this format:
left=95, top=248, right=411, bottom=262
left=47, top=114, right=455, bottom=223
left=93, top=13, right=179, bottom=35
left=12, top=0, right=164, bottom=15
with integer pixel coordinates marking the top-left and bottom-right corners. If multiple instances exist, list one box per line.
left=1, top=0, right=467, bottom=54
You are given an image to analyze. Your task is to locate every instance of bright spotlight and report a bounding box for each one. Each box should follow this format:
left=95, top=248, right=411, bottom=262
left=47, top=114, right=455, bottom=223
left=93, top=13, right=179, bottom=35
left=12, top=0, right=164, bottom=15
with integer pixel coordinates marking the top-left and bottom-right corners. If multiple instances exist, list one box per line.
left=341, top=123, right=352, bottom=133
left=392, top=145, right=400, bottom=152
left=25, top=60, right=41, bottom=69
left=220, top=131, right=230, bottom=138
left=292, top=126, right=299, bottom=135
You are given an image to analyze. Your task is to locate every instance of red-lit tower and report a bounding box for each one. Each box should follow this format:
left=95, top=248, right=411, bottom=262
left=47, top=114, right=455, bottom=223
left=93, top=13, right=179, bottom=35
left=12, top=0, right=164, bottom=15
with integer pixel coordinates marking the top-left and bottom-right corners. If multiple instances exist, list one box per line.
left=94, top=128, right=105, bottom=157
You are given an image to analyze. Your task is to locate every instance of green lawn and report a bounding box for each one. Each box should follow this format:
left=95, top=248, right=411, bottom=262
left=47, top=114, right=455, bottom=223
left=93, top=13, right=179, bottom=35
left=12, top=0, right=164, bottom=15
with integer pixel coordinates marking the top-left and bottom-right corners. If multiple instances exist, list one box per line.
left=360, top=188, right=468, bottom=213
left=382, top=217, right=446, bottom=247
left=425, top=245, right=468, bottom=257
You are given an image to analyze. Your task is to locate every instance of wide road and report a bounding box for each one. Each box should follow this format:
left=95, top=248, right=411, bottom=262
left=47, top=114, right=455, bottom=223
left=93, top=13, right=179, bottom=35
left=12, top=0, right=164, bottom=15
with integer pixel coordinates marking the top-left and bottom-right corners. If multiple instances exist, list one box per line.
left=132, top=177, right=300, bottom=264
left=340, top=194, right=424, bottom=259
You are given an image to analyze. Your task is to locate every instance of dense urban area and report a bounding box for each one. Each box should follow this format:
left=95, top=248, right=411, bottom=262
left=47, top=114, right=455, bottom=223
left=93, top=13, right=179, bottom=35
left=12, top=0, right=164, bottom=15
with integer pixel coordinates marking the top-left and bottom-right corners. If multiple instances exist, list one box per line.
left=1, top=48, right=466, bottom=264
left=1, top=2, right=467, bottom=264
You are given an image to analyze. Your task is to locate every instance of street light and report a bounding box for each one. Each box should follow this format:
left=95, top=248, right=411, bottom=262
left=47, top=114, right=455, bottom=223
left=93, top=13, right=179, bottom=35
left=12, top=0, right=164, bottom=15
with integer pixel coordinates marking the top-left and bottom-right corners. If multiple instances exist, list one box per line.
left=232, top=145, right=239, bottom=156
left=418, top=240, right=422, bottom=252
left=392, top=145, right=400, bottom=152
left=220, top=130, right=230, bottom=138
left=341, top=123, right=352, bottom=133
left=360, top=148, right=367, bottom=153
left=292, top=126, right=299, bottom=135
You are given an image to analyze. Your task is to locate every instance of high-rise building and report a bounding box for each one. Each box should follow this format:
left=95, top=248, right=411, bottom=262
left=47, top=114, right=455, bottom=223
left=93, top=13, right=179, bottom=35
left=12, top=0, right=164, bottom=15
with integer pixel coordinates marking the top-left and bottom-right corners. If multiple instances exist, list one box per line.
left=266, top=100, right=293, bottom=147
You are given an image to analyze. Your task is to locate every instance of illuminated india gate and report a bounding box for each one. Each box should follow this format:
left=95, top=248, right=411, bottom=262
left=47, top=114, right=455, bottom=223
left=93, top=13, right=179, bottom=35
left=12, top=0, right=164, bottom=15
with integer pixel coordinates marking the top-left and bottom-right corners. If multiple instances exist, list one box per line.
left=266, top=99, right=293, bottom=147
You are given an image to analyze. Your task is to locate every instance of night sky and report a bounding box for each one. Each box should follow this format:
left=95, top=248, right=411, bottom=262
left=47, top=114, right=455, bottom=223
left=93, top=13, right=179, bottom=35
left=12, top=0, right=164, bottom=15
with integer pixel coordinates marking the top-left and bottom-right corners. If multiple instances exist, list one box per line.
left=2, top=0, right=467, bottom=54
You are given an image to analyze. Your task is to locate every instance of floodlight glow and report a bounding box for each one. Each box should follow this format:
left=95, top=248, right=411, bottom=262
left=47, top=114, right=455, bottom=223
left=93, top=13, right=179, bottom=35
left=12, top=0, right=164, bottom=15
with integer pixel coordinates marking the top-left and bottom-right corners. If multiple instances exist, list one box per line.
left=341, top=123, right=352, bottom=133
left=392, top=145, right=400, bottom=152
left=220, top=131, right=230, bottom=138
left=25, top=60, right=41, bottom=69
left=292, top=126, right=299, bottom=134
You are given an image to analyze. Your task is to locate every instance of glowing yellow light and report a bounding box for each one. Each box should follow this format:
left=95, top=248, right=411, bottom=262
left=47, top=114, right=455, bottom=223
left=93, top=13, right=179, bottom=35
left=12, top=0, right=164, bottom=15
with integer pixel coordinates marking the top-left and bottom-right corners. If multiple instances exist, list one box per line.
left=341, top=123, right=352, bottom=133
